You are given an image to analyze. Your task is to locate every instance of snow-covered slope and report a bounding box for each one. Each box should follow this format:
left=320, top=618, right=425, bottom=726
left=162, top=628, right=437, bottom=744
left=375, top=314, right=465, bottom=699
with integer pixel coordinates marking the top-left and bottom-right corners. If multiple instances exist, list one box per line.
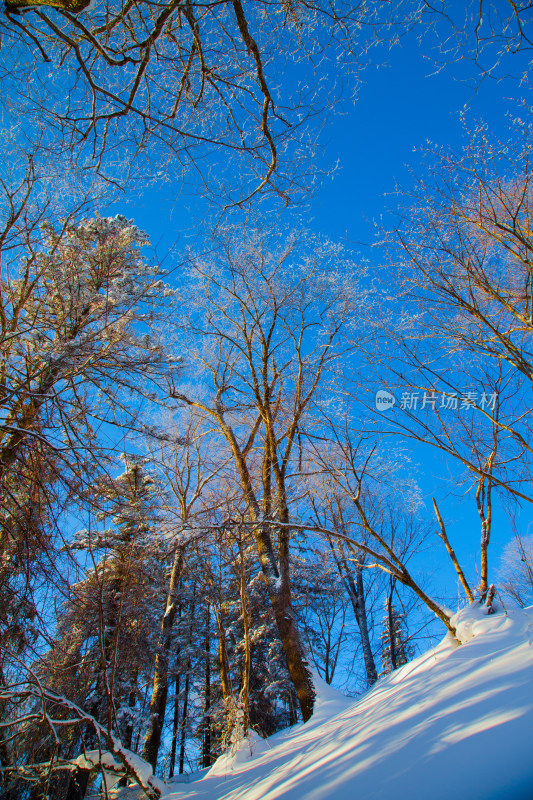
left=164, top=603, right=533, bottom=800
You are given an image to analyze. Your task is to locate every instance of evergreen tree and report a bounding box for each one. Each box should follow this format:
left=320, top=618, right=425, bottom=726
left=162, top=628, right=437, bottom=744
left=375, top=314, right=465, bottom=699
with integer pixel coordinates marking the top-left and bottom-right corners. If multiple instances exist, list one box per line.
left=380, top=595, right=414, bottom=676
left=41, top=458, right=166, bottom=747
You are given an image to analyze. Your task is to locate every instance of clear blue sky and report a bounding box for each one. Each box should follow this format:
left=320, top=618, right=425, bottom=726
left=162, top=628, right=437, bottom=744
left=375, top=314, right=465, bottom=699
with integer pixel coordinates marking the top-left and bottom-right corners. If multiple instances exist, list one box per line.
left=116, top=25, right=524, bottom=252
left=108, top=24, right=529, bottom=606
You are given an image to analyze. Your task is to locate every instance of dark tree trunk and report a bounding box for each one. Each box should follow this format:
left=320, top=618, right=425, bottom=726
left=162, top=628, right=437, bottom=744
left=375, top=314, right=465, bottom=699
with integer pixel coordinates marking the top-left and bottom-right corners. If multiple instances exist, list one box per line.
left=64, top=768, right=91, bottom=800
left=201, top=605, right=212, bottom=769
left=168, top=672, right=180, bottom=780
left=214, top=607, right=232, bottom=704
left=123, top=675, right=138, bottom=751
left=353, top=565, right=378, bottom=685
left=179, top=669, right=191, bottom=774
left=177, top=596, right=195, bottom=775
left=328, top=537, right=378, bottom=687
left=386, top=590, right=397, bottom=670
left=142, top=547, right=185, bottom=772
left=288, top=687, right=299, bottom=726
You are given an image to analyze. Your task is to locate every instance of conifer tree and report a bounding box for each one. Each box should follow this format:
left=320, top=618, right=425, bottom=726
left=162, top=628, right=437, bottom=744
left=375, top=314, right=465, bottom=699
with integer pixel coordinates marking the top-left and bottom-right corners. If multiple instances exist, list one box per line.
left=380, top=592, right=414, bottom=676
left=42, top=458, right=166, bottom=746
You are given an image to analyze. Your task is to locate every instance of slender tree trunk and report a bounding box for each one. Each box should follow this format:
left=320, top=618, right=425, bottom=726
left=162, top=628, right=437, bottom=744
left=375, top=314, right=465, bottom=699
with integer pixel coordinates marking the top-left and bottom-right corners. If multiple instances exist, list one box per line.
left=238, top=545, right=251, bottom=734
left=328, top=537, right=378, bottom=686
left=116, top=675, right=139, bottom=788
left=214, top=607, right=232, bottom=703
left=347, top=567, right=375, bottom=681
left=168, top=672, right=180, bottom=780
left=476, top=472, right=493, bottom=600
left=432, top=498, right=474, bottom=603
left=178, top=593, right=196, bottom=775
left=386, top=586, right=397, bottom=671
left=202, top=605, right=212, bottom=769
left=87, top=577, right=120, bottom=745
left=179, top=669, right=191, bottom=774
left=123, top=671, right=138, bottom=751
left=216, top=417, right=316, bottom=721
left=142, top=546, right=185, bottom=771
left=288, top=689, right=298, bottom=726
left=353, top=565, right=378, bottom=685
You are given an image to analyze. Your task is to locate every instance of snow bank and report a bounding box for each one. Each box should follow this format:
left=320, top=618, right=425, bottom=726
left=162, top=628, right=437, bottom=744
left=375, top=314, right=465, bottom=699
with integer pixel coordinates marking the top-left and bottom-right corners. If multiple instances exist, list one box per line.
left=207, top=730, right=270, bottom=776
left=77, top=747, right=165, bottom=796
left=163, top=604, right=533, bottom=800
left=450, top=599, right=511, bottom=643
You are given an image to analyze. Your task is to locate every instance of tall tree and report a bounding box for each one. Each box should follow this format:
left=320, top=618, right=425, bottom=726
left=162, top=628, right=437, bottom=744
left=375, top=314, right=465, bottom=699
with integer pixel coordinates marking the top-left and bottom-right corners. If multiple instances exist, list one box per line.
left=142, top=412, right=224, bottom=771
left=170, top=225, right=365, bottom=720
left=0, top=212, right=173, bottom=492
left=380, top=581, right=414, bottom=675
left=380, top=126, right=533, bottom=507
left=42, top=458, right=165, bottom=738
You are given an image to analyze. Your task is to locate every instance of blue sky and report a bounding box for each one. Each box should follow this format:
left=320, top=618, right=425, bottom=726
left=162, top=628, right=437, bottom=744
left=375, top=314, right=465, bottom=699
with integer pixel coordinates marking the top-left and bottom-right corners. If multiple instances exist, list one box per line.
left=311, top=30, right=525, bottom=244
left=117, top=24, right=526, bottom=253
left=108, top=24, right=530, bottom=607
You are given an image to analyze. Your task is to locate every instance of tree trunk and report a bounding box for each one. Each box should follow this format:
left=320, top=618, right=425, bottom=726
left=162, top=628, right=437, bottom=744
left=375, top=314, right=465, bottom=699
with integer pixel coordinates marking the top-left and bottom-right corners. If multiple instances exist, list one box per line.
left=168, top=672, right=180, bottom=780
left=179, top=670, right=191, bottom=774
left=432, top=498, right=474, bottom=603
left=476, top=472, right=493, bottom=599
left=178, top=595, right=196, bottom=774
left=238, top=547, right=251, bottom=734
left=142, top=547, right=185, bottom=772
left=202, top=605, right=212, bottom=769
left=267, top=577, right=315, bottom=722
left=216, top=415, right=316, bottom=721
left=353, top=565, right=378, bottom=685
left=214, top=607, right=232, bottom=704
left=123, top=671, right=138, bottom=751
left=386, top=589, right=397, bottom=670
left=328, top=537, right=378, bottom=687
left=341, top=559, right=378, bottom=685
left=87, top=577, right=120, bottom=743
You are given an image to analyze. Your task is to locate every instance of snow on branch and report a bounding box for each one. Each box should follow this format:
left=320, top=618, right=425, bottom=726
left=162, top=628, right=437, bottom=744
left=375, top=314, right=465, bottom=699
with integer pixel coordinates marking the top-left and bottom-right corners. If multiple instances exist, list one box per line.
left=0, top=661, right=163, bottom=799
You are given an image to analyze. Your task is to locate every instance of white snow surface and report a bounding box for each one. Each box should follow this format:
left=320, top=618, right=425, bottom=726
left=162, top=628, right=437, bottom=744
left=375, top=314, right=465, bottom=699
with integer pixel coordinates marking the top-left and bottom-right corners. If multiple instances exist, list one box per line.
left=163, top=603, right=533, bottom=800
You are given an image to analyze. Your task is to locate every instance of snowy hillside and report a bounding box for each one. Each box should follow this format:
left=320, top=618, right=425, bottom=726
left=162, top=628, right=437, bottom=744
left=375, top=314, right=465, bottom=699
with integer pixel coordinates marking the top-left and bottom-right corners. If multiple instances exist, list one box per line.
left=163, top=603, right=533, bottom=800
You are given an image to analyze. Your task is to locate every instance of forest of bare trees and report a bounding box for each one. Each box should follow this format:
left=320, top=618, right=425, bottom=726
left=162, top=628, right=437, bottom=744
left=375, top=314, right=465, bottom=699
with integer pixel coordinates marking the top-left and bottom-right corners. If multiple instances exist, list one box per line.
left=1, top=0, right=533, bottom=798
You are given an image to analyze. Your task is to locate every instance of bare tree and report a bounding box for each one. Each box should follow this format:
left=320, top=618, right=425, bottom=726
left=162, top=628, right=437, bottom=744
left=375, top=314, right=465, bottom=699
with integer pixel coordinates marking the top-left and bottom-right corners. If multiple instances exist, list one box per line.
left=168, top=225, right=365, bottom=720
left=142, top=413, right=225, bottom=771
left=0, top=211, right=173, bottom=489
left=306, top=465, right=379, bottom=687
left=304, top=422, right=461, bottom=634
left=296, top=545, right=352, bottom=686
left=358, top=125, right=533, bottom=598
left=421, top=0, right=533, bottom=83
left=1, top=0, right=398, bottom=205
left=388, top=126, right=533, bottom=479
left=499, top=530, right=533, bottom=607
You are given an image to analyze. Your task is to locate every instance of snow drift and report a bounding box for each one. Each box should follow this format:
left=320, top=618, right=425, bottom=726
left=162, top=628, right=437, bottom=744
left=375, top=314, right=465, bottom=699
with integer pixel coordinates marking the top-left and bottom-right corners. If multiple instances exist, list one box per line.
left=163, top=603, right=533, bottom=800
